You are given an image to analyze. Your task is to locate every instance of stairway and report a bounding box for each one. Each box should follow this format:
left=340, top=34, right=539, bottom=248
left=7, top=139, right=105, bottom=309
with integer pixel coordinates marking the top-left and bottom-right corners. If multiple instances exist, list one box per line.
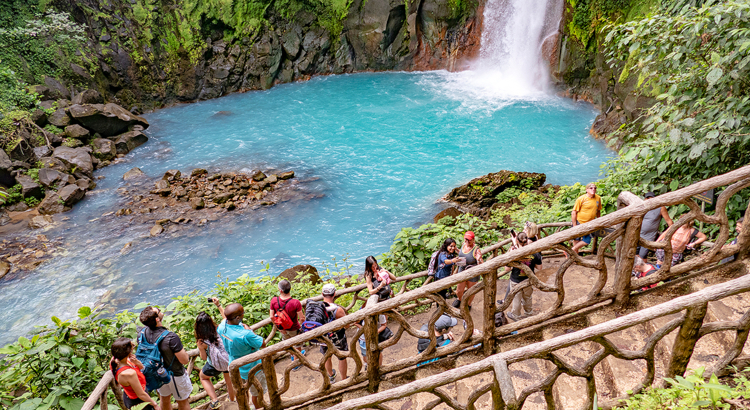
left=202, top=257, right=749, bottom=410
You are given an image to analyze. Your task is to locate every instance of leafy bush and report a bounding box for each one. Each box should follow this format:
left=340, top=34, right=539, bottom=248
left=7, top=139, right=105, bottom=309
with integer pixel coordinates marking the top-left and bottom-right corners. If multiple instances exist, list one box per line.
left=616, top=367, right=750, bottom=409
left=380, top=214, right=500, bottom=275
left=0, top=10, right=88, bottom=114
left=0, top=307, right=139, bottom=410
left=598, top=0, right=750, bottom=223
left=0, top=270, right=364, bottom=410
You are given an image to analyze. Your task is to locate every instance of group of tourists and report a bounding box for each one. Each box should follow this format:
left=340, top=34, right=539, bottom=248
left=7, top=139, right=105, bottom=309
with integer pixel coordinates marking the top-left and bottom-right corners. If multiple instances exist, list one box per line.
left=108, top=186, right=742, bottom=410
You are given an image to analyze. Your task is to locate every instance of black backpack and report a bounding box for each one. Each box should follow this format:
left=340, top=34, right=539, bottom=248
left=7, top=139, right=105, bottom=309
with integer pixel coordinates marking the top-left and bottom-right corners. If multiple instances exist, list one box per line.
left=300, top=300, right=333, bottom=333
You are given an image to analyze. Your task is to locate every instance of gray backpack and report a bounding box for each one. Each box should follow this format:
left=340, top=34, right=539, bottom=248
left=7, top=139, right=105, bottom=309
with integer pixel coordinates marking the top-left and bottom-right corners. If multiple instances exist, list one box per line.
left=205, top=339, right=230, bottom=372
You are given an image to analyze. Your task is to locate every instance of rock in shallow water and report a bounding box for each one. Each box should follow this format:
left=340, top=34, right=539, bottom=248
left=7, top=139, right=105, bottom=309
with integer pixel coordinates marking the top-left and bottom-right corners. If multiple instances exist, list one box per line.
left=123, top=167, right=145, bottom=180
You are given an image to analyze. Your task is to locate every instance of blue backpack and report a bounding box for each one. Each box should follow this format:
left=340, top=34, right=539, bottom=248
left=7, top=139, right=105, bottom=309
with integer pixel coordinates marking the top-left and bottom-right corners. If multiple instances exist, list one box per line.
left=135, top=329, right=174, bottom=393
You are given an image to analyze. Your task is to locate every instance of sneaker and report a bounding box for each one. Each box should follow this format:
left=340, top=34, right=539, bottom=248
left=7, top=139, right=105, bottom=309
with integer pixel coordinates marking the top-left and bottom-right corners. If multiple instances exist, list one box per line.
left=329, top=369, right=337, bottom=383
left=521, top=311, right=535, bottom=318
left=291, top=354, right=302, bottom=371
left=209, top=401, right=221, bottom=410
left=452, top=299, right=461, bottom=308
left=506, top=312, right=521, bottom=321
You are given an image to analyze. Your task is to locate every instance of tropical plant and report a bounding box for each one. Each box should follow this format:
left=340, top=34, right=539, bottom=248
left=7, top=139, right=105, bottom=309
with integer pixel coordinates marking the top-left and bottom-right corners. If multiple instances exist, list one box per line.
left=380, top=214, right=500, bottom=275
left=601, top=0, right=750, bottom=212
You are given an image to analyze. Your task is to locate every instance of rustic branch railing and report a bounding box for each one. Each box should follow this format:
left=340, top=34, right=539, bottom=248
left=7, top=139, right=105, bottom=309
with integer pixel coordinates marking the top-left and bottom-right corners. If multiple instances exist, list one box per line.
left=82, top=164, right=750, bottom=410
left=227, top=164, right=750, bottom=410
left=80, top=224, right=568, bottom=410
left=328, top=271, right=750, bottom=410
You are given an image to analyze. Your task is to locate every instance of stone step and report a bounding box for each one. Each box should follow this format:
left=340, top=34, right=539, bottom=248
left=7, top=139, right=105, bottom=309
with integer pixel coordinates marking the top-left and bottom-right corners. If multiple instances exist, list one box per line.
left=542, top=320, right=613, bottom=410
left=498, top=331, right=552, bottom=409
left=586, top=309, right=650, bottom=398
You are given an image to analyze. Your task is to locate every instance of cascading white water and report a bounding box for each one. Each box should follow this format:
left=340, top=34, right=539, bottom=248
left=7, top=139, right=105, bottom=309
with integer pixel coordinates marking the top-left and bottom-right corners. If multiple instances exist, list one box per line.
left=477, top=0, right=564, bottom=94
left=424, top=0, right=564, bottom=110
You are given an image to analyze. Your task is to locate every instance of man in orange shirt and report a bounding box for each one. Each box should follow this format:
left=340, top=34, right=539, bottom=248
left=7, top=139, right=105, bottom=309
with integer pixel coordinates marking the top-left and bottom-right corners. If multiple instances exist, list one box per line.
left=571, top=183, right=602, bottom=255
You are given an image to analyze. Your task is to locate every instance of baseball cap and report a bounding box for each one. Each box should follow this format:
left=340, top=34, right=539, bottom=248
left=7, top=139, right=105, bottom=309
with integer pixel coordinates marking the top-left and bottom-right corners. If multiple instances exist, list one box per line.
left=435, top=314, right=458, bottom=331
left=321, top=283, right=336, bottom=296
left=644, top=192, right=655, bottom=198
left=464, top=231, right=475, bottom=240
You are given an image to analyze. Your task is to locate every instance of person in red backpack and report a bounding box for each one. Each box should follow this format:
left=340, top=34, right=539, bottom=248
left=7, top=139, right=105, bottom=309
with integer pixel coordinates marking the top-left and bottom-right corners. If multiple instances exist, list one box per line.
left=110, top=338, right=159, bottom=410
left=269, top=279, right=304, bottom=368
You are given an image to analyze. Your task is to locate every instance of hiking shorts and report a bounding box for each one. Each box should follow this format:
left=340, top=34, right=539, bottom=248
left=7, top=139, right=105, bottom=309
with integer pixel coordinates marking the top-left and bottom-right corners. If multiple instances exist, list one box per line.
left=247, top=370, right=267, bottom=397
left=157, top=372, right=192, bottom=400
left=576, top=234, right=592, bottom=245
left=320, top=329, right=348, bottom=354
left=202, top=362, right=227, bottom=378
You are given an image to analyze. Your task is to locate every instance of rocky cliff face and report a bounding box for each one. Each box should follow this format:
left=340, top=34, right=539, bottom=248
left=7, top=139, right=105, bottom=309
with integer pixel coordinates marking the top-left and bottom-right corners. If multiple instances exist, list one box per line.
left=51, top=0, right=483, bottom=111
left=552, top=0, right=653, bottom=149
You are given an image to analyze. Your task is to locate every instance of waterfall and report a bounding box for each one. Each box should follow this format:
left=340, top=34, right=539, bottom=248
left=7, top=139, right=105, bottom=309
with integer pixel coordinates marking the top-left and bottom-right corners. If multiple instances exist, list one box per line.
left=476, top=0, right=564, bottom=94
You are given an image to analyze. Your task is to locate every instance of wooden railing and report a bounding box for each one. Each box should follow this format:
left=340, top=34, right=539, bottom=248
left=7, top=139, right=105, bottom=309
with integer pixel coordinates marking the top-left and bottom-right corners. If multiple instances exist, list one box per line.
left=80, top=224, right=569, bottom=410
left=227, top=164, right=750, bottom=410
left=82, top=164, right=750, bottom=410
left=329, top=271, right=750, bottom=410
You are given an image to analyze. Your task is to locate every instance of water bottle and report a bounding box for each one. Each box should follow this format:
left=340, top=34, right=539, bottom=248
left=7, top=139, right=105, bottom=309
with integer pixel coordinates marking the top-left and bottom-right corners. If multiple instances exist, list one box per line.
left=156, top=366, right=171, bottom=384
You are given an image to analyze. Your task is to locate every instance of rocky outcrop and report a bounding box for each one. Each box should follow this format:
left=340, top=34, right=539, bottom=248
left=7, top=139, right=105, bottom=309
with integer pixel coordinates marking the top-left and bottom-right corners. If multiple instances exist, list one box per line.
left=445, top=170, right=547, bottom=218
left=0, top=150, right=13, bottom=187
left=50, top=0, right=483, bottom=110
left=279, top=264, right=321, bottom=285
left=113, top=131, right=148, bottom=155
left=67, top=103, right=149, bottom=137
left=53, top=146, right=94, bottom=176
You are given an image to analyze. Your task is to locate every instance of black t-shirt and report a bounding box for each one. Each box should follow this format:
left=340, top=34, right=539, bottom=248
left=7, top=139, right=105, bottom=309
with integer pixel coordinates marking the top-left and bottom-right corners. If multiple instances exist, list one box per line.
left=510, top=252, right=542, bottom=283
left=144, top=326, right=186, bottom=376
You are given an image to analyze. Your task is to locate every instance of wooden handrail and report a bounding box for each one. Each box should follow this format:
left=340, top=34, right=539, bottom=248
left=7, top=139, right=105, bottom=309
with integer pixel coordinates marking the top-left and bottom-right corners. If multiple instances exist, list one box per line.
left=328, top=272, right=750, bottom=410
left=83, top=163, right=750, bottom=410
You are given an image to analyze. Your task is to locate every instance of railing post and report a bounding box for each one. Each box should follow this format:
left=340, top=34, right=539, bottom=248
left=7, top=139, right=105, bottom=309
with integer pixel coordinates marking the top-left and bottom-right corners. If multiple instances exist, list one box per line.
left=99, top=389, right=107, bottom=410
left=230, top=367, right=251, bottom=410
left=364, top=313, right=381, bottom=393
left=492, top=358, right=518, bottom=410
left=482, top=268, right=498, bottom=356
left=667, top=303, right=708, bottom=379
left=614, top=192, right=644, bottom=308
left=109, top=377, right=127, bottom=410
left=262, top=356, right=282, bottom=409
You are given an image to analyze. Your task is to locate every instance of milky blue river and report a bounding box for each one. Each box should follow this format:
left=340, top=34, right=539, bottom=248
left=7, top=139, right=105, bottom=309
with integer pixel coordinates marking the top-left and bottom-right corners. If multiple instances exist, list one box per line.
left=0, top=71, right=609, bottom=345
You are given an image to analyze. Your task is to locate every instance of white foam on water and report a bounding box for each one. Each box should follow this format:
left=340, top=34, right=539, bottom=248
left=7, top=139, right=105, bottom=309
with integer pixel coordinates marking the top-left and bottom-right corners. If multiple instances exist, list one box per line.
left=423, top=0, right=564, bottom=110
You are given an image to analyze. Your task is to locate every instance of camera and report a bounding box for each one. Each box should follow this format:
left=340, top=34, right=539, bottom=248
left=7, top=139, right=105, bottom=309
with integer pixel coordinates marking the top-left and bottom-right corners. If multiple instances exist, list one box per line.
left=207, top=297, right=214, bottom=303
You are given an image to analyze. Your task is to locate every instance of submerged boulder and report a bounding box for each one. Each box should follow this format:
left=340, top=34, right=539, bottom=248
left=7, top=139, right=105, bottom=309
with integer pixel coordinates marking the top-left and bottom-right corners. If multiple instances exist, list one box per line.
left=68, top=103, right=149, bottom=137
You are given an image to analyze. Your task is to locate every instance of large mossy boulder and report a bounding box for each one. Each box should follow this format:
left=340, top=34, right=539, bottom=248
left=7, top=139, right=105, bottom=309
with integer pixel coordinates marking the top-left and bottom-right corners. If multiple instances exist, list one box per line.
left=446, top=170, right=546, bottom=209
left=68, top=103, right=148, bottom=137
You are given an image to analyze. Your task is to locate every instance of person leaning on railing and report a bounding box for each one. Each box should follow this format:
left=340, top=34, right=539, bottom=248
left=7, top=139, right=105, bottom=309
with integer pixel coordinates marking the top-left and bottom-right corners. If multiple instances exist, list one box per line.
left=431, top=238, right=461, bottom=300
left=321, top=283, right=349, bottom=383
left=638, top=191, right=674, bottom=259
left=655, top=218, right=707, bottom=267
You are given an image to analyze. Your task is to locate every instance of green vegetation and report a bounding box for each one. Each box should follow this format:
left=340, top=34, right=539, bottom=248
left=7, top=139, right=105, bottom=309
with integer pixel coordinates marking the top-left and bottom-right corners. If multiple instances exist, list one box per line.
left=0, top=5, right=89, bottom=114
left=380, top=214, right=500, bottom=275
left=0, top=270, right=365, bottom=410
left=616, top=367, right=750, bottom=409
left=599, top=0, right=750, bottom=221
